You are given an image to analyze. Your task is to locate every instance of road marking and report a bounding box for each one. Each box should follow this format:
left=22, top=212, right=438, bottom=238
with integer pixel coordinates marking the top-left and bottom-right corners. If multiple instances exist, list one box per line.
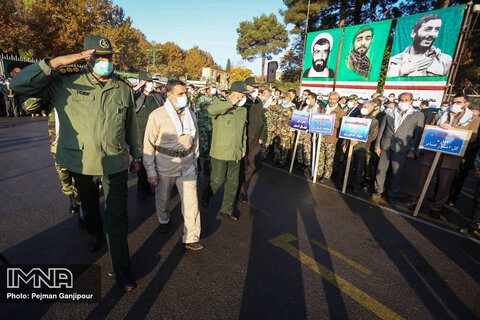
left=264, top=163, right=480, bottom=245
left=310, top=239, right=372, bottom=275
left=270, top=233, right=404, bottom=320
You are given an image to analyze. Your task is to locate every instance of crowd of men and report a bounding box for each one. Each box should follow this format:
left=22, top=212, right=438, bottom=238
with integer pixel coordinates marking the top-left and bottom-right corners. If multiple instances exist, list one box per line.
left=5, top=35, right=480, bottom=294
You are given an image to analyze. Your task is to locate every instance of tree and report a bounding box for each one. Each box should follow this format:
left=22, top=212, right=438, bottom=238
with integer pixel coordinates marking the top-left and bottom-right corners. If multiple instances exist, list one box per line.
left=236, top=13, right=289, bottom=80
left=184, top=46, right=217, bottom=80
left=229, top=67, right=253, bottom=83
left=225, top=58, right=231, bottom=72
left=280, top=36, right=304, bottom=82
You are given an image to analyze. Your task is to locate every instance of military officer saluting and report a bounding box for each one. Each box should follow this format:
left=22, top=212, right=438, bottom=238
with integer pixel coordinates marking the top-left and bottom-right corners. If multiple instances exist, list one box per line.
left=11, top=35, right=142, bottom=293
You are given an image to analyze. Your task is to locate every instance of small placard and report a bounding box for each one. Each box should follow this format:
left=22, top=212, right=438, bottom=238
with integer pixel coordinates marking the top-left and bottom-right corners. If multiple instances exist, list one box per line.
left=289, top=110, right=311, bottom=132
left=309, top=113, right=336, bottom=135
left=339, top=117, right=372, bottom=142
left=419, top=125, right=472, bottom=157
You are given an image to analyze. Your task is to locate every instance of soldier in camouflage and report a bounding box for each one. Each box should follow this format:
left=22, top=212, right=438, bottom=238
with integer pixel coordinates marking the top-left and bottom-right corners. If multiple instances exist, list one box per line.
left=273, top=96, right=295, bottom=166
left=263, top=89, right=281, bottom=157
left=196, top=84, right=217, bottom=174
left=297, top=93, right=320, bottom=175
left=23, top=98, right=83, bottom=223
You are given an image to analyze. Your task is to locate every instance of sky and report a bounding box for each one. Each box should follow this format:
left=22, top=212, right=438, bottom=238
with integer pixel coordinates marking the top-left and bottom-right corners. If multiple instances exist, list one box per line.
left=113, top=0, right=295, bottom=75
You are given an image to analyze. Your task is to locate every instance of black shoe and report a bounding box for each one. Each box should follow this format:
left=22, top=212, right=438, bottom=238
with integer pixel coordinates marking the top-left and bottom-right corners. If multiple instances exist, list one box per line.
left=429, top=210, right=441, bottom=219
left=320, top=177, right=329, bottom=184
left=88, top=234, right=102, bottom=252
left=459, top=223, right=480, bottom=235
left=115, top=270, right=137, bottom=293
left=158, top=223, right=168, bottom=233
left=184, top=242, right=204, bottom=251
left=70, top=204, right=80, bottom=215
left=137, top=188, right=146, bottom=200
left=239, top=193, right=248, bottom=203
left=220, top=212, right=238, bottom=221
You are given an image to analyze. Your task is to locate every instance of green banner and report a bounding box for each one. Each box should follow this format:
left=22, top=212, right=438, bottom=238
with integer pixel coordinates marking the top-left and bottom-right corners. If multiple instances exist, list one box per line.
left=302, top=28, right=343, bottom=80
left=336, top=20, right=392, bottom=82
left=386, top=4, right=467, bottom=81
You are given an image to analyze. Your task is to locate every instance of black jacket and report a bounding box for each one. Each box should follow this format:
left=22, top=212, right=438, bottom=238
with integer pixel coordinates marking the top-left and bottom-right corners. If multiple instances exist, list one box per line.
left=245, top=96, right=265, bottom=140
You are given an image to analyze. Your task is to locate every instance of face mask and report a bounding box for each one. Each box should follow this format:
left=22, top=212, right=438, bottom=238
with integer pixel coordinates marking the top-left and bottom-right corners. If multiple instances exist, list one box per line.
left=237, top=97, right=247, bottom=107
left=450, top=104, right=463, bottom=114
left=389, top=97, right=394, bottom=102
left=398, top=102, right=411, bottom=111
left=144, top=82, right=154, bottom=93
left=92, top=60, right=113, bottom=76
left=305, top=99, right=311, bottom=106
left=210, top=88, right=217, bottom=95
left=175, top=96, right=188, bottom=108
left=250, top=89, right=258, bottom=99
left=380, top=105, right=385, bottom=112
left=360, top=108, right=370, bottom=116
left=281, top=101, right=287, bottom=106
left=347, top=101, right=354, bottom=108
left=440, top=106, right=448, bottom=112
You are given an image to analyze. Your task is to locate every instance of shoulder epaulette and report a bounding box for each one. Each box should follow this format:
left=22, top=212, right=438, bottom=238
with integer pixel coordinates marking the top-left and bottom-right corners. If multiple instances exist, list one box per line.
left=117, top=75, right=133, bottom=87
left=58, top=66, right=81, bottom=75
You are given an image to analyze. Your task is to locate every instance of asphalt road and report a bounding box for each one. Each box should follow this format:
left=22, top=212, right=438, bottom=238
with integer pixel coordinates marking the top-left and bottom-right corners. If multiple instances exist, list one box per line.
left=0, top=117, right=479, bottom=319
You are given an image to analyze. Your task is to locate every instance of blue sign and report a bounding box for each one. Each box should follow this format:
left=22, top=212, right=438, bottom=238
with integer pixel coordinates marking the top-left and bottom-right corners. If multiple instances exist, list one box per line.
left=289, top=110, right=311, bottom=132
left=309, top=113, right=336, bottom=135
left=420, top=125, right=470, bottom=156
left=339, top=117, right=372, bottom=142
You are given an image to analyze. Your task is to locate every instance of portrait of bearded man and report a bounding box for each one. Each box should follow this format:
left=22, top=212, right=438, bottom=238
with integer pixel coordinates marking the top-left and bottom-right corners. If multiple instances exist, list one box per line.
left=303, top=32, right=335, bottom=78
left=387, top=14, right=452, bottom=77
left=347, top=27, right=373, bottom=78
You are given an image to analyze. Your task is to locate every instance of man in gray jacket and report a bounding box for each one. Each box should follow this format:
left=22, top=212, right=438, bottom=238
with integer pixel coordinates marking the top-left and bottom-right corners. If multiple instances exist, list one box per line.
left=372, top=92, right=424, bottom=203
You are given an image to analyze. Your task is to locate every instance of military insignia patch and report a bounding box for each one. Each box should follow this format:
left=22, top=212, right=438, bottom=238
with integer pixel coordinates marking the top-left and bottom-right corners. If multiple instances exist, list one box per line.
left=73, top=67, right=80, bottom=72
left=59, top=68, right=67, bottom=74
left=66, top=67, right=73, bottom=73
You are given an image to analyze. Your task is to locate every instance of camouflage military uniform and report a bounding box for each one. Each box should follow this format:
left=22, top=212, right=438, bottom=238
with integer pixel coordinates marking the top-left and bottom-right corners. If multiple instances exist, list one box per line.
left=196, top=94, right=214, bottom=158
left=273, top=105, right=294, bottom=165
left=297, top=104, right=318, bottom=166
left=264, top=104, right=281, bottom=152
left=316, top=135, right=337, bottom=179
left=23, top=98, right=80, bottom=207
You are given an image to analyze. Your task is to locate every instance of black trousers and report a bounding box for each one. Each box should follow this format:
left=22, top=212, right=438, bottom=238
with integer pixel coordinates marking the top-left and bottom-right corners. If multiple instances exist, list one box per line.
left=351, top=150, right=367, bottom=191
left=71, top=170, right=131, bottom=273
left=414, top=165, right=457, bottom=213
left=137, top=160, right=149, bottom=192
left=239, top=137, right=263, bottom=195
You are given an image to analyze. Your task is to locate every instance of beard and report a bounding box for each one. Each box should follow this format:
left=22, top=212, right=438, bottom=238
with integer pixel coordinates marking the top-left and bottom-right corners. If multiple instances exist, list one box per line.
left=348, top=49, right=371, bottom=77
left=312, top=59, right=327, bottom=72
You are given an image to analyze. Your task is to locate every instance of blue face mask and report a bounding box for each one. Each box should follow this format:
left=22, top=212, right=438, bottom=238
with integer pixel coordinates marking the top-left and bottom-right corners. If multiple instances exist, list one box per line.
left=93, top=60, right=113, bottom=76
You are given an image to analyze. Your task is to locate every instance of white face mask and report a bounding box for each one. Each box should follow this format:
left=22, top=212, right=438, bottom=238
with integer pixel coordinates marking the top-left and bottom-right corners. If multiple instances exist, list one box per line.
left=389, top=97, right=394, bottom=102
left=250, top=89, right=258, bottom=99
left=347, top=101, right=354, bottom=108
left=360, top=108, right=370, bottom=116
left=305, top=99, right=311, bottom=106
left=260, top=95, right=266, bottom=102
left=237, top=97, right=247, bottom=107
left=210, top=88, right=217, bottom=95
left=144, top=82, right=154, bottom=93
left=175, top=96, right=188, bottom=108
left=398, top=102, right=411, bottom=111
left=450, top=104, right=463, bottom=114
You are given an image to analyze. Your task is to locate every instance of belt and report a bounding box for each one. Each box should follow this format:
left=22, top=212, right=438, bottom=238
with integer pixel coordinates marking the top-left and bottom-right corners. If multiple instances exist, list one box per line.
left=155, top=145, right=192, bottom=158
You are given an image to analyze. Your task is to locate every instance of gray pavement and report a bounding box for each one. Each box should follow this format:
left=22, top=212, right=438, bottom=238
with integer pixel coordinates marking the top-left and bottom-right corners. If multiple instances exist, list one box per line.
left=0, top=117, right=479, bottom=319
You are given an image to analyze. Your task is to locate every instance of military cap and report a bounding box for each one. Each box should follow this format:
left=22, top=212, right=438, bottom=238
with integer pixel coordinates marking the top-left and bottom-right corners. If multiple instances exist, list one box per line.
left=84, top=35, right=123, bottom=55
left=230, top=81, right=251, bottom=94
left=244, top=77, right=260, bottom=88
left=138, top=72, right=153, bottom=81
left=348, top=94, right=359, bottom=100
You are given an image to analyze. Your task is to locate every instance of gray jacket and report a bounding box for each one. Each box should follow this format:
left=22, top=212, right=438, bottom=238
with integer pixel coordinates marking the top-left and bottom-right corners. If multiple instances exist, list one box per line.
left=375, top=109, right=424, bottom=154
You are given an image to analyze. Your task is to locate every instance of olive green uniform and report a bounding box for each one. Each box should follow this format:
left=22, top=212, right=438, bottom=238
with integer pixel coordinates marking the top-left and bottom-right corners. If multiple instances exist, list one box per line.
left=203, top=98, right=247, bottom=215
left=11, top=60, right=142, bottom=274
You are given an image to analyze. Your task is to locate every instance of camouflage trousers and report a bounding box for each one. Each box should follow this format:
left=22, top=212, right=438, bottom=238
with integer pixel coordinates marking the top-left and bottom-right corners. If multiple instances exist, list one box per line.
left=274, top=133, right=292, bottom=165
left=199, top=129, right=212, bottom=158
left=316, top=138, right=337, bottom=179
left=297, top=131, right=312, bottom=166
left=365, top=151, right=379, bottom=183
left=52, top=144, right=80, bottom=206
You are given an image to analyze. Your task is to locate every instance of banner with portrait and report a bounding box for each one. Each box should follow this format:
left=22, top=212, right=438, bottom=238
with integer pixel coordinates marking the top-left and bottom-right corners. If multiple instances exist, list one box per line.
left=336, top=20, right=392, bottom=101
left=384, top=5, right=467, bottom=108
left=301, top=28, right=343, bottom=101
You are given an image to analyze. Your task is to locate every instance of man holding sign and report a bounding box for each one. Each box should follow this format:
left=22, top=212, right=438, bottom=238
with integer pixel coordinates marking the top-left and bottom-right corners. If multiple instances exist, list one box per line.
left=297, top=93, right=321, bottom=175
left=408, top=95, right=479, bottom=218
